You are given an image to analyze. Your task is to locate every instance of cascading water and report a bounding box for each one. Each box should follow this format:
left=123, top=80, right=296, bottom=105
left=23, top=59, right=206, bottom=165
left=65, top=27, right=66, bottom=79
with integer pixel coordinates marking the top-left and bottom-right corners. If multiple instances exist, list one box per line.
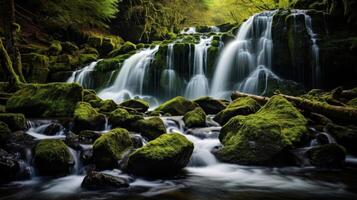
left=162, top=43, right=177, bottom=98
left=98, top=46, right=159, bottom=103
left=67, top=60, right=101, bottom=88
left=185, top=36, right=212, bottom=99
left=210, top=11, right=277, bottom=98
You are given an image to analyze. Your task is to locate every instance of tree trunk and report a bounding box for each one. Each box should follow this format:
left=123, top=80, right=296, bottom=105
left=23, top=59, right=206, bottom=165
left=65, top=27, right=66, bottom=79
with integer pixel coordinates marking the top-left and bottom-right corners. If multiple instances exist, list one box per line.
left=0, top=0, right=26, bottom=83
left=231, top=91, right=357, bottom=125
left=0, top=39, right=21, bottom=88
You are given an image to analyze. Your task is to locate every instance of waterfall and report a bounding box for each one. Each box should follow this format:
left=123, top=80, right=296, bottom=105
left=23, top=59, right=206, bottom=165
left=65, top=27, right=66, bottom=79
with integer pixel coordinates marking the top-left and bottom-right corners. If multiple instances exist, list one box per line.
left=67, top=61, right=101, bottom=88
left=185, top=36, right=212, bottom=99
left=98, top=46, right=159, bottom=103
left=210, top=11, right=277, bottom=97
left=181, top=27, right=197, bottom=34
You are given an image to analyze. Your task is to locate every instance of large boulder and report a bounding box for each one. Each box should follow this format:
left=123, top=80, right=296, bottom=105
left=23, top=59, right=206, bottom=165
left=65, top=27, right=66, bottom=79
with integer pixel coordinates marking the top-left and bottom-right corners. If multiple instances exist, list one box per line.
left=217, top=95, right=308, bottom=165
left=183, top=107, right=206, bottom=128
left=73, top=102, right=106, bottom=132
left=127, top=133, right=194, bottom=176
left=34, top=139, right=72, bottom=176
left=154, top=96, right=199, bottom=116
left=120, top=99, right=149, bottom=113
left=6, top=83, right=83, bottom=117
left=306, top=144, right=346, bottom=168
left=81, top=171, right=129, bottom=190
left=193, top=96, right=226, bottom=114
left=22, top=53, right=50, bottom=83
left=130, top=117, right=166, bottom=140
left=0, top=113, right=26, bottom=131
left=93, top=128, right=133, bottom=169
left=214, top=97, right=261, bottom=125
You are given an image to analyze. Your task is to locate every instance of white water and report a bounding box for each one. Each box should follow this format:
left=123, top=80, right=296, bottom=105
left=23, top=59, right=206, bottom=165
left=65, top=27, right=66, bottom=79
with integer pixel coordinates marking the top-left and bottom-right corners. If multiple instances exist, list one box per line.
left=67, top=60, right=101, bottom=88
left=181, top=27, right=197, bottom=34
left=26, top=120, right=66, bottom=140
left=185, top=36, right=212, bottom=99
left=98, top=46, right=159, bottom=103
left=210, top=11, right=277, bottom=97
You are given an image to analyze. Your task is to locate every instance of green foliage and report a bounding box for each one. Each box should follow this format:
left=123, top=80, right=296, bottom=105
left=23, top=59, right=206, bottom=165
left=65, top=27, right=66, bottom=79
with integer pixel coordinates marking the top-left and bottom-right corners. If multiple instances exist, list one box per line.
left=31, top=0, right=119, bottom=29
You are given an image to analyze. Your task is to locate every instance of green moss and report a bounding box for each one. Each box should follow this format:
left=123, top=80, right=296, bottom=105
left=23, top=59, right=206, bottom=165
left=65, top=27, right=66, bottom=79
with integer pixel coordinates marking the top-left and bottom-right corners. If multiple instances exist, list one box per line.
left=214, top=97, right=261, bottom=125
left=347, top=98, right=357, bottom=108
left=95, top=53, right=132, bottom=72
left=34, top=139, right=71, bottom=176
left=108, top=41, right=137, bottom=57
left=22, top=53, right=50, bottom=83
left=83, top=90, right=101, bottom=102
left=155, top=96, right=199, bottom=116
left=183, top=107, right=206, bottom=128
left=108, top=108, right=143, bottom=128
left=79, top=54, right=98, bottom=66
left=120, top=99, right=149, bottom=113
left=48, top=40, right=62, bottom=55
left=73, top=102, right=106, bottom=132
left=93, top=128, right=133, bottom=169
left=98, top=99, right=118, bottom=113
left=0, top=113, right=26, bottom=131
left=217, top=95, right=308, bottom=165
left=6, top=83, right=83, bottom=117
left=130, top=117, right=166, bottom=140
left=127, top=133, right=194, bottom=176
left=307, top=144, right=346, bottom=168
left=0, top=121, right=11, bottom=145
left=79, top=46, right=99, bottom=55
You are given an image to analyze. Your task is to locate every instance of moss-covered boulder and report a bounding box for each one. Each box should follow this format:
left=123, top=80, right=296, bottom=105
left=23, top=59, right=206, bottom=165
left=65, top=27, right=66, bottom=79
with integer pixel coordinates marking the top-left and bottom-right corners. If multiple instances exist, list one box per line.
left=127, top=133, right=193, bottom=176
left=0, top=113, right=26, bottom=131
left=34, top=139, right=71, bottom=176
left=307, top=144, right=346, bottom=168
left=6, top=83, right=83, bottom=118
left=22, top=53, right=50, bottom=83
left=93, top=128, right=133, bottom=169
left=325, top=123, right=357, bottom=155
left=98, top=100, right=118, bottom=113
left=155, top=96, right=199, bottom=116
left=130, top=117, right=166, bottom=140
left=108, top=41, right=137, bottom=57
left=61, top=41, right=79, bottom=54
left=214, top=97, right=261, bottom=125
left=193, top=96, right=226, bottom=114
left=183, top=107, right=206, bottom=128
left=73, top=102, right=106, bottom=132
left=83, top=90, right=101, bottom=103
left=0, top=121, right=11, bottom=145
left=78, top=54, right=98, bottom=66
left=347, top=98, right=357, bottom=108
left=48, top=40, right=62, bottom=55
left=217, top=95, right=308, bottom=165
left=78, top=130, right=102, bottom=144
left=108, top=108, right=142, bottom=129
left=81, top=171, right=129, bottom=190
left=120, top=99, right=149, bottom=113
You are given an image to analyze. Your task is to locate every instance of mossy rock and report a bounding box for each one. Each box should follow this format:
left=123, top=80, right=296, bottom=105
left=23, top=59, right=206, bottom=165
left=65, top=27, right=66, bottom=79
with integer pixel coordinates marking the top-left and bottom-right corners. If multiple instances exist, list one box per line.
left=155, top=96, right=199, bottom=116
left=93, top=128, right=133, bottom=169
left=120, top=99, right=149, bottom=113
left=108, top=108, right=143, bottom=129
left=83, top=90, right=101, bottom=103
left=193, top=96, right=226, bottom=114
left=347, top=98, right=357, bottom=108
left=22, top=53, right=50, bottom=83
left=73, top=102, right=106, bottom=132
left=6, top=83, right=83, bottom=118
left=48, top=40, right=62, bottom=55
left=0, top=121, right=11, bottom=145
left=217, top=95, right=308, bottom=165
left=306, top=144, right=346, bottom=168
left=34, top=139, right=71, bottom=176
left=78, top=130, right=102, bottom=144
left=127, top=133, right=194, bottom=176
left=0, top=113, right=26, bottom=131
left=61, top=41, right=79, bottom=54
left=81, top=171, right=129, bottom=190
left=325, top=123, right=357, bottom=155
left=214, top=97, right=261, bottom=125
left=108, top=41, right=137, bottom=57
left=183, top=107, right=206, bottom=128
left=79, top=46, right=99, bottom=55
left=98, top=100, right=118, bottom=113
left=49, top=63, right=72, bottom=72
left=130, top=117, right=166, bottom=140
left=79, top=54, right=98, bottom=66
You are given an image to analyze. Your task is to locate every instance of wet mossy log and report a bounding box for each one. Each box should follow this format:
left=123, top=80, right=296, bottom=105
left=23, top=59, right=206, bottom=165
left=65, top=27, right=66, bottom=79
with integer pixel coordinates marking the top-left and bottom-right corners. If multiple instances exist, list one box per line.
left=231, top=91, right=357, bottom=125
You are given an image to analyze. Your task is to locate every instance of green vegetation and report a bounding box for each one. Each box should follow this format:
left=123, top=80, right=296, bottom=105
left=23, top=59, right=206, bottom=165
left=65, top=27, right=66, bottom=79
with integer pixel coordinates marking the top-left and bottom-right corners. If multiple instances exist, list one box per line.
left=183, top=107, right=207, bottom=128
left=155, top=96, right=199, bottom=115
left=130, top=117, right=166, bottom=140
left=73, top=102, right=106, bottom=132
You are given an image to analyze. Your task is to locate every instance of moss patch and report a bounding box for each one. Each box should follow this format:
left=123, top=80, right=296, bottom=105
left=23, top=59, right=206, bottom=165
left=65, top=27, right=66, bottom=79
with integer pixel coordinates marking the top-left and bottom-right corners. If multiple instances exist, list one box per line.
left=155, top=96, right=198, bottom=116
left=73, top=102, right=106, bottom=132
left=183, top=107, right=206, bottom=128
left=130, top=117, right=166, bottom=140
left=193, top=96, right=226, bottom=115
left=6, top=83, right=83, bottom=117
left=0, top=113, right=26, bottom=131
left=120, top=99, right=149, bottom=113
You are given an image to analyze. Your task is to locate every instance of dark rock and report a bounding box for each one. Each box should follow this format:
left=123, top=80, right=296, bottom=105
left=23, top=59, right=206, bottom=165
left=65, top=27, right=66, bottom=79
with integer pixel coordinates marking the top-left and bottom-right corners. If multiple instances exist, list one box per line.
left=81, top=171, right=129, bottom=190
